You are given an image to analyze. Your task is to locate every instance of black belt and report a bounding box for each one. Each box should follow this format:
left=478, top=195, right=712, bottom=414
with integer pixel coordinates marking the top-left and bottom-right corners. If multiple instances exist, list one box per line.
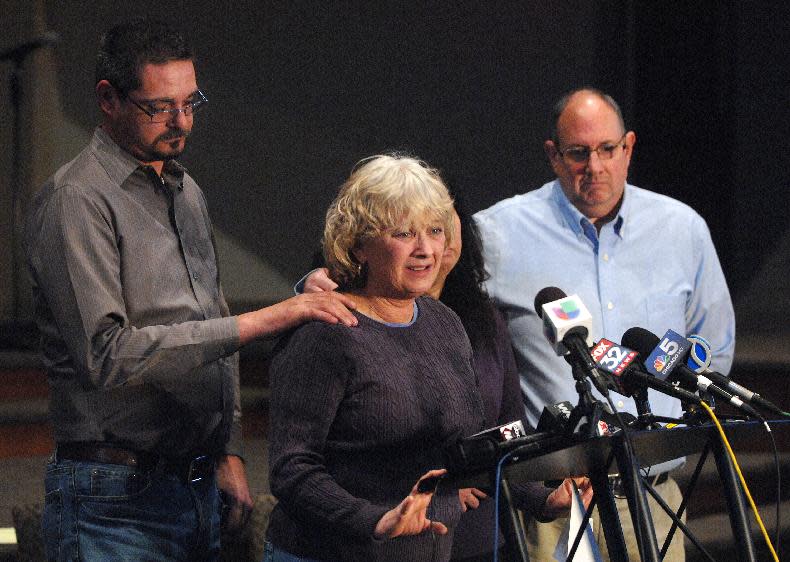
left=57, top=442, right=215, bottom=483
left=609, top=472, right=669, bottom=498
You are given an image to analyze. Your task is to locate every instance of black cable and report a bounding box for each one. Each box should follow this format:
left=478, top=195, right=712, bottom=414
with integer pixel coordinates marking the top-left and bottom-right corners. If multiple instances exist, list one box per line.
left=762, top=421, right=782, bottom=559
left=750, top=415, right=782, bottom=559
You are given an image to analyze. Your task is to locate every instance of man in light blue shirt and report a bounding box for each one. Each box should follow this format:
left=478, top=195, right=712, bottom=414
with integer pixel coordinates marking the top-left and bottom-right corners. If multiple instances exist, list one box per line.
left=474, top=88, right=735, bottom=561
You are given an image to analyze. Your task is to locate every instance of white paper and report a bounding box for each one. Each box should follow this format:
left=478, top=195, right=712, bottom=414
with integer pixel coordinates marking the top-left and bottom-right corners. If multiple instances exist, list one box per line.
left=553, top=482, right=602, bottom=561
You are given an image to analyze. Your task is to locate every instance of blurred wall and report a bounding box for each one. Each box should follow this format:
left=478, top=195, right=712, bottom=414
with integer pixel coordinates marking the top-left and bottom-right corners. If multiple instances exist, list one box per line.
left=2, top=1, right=788, bottom=345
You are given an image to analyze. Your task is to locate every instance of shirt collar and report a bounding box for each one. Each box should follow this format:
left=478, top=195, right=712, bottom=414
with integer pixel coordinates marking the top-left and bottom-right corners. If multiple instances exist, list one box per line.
left=91, top=127, right=186, bottom=191
left=614, top=184, right=631, bottom=238
left=161, top=160, right=186, bottom=192
left=91, top=127, right=140, bottom=187
left=551, top=179, right=630, bottom=239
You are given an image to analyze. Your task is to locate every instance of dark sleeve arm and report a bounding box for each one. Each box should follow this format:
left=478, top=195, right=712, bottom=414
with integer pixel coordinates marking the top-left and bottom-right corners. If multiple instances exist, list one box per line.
left=207, top=201, right=244, bottom=458
left=267, top=325, right=389, bottom=539
left=25, top=184, right=241, bottom=391
left=492, top=307, right=553, bottom=515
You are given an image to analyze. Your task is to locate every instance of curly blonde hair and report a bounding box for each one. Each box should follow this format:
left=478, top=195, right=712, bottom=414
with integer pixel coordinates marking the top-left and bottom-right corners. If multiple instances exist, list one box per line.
left=323, top=154, right=454, bottom=288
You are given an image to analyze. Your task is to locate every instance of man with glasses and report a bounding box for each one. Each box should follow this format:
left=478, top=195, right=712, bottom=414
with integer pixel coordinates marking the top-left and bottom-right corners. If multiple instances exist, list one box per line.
left=25, top=17, right=357, bottom=561
left=474, top=88, right=734, bottom=561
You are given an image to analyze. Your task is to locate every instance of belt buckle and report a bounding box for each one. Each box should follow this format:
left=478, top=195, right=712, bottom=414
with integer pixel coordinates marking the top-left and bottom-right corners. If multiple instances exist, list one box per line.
left=187, top=455, right=211, bottom=483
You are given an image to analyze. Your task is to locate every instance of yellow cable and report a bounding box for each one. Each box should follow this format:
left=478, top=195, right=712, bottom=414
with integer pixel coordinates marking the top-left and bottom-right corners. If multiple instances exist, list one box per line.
left=699, top=401, right=779, bottom=562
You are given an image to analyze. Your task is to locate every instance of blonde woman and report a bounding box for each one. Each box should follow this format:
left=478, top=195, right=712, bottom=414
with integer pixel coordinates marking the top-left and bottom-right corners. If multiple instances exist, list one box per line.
left=265, top=154, right=484, bottom=562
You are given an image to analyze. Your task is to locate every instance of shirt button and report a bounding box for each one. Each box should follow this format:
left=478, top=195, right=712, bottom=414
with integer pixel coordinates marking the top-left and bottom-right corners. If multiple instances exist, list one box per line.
left=192, top=273, right=198, bottom=280
left=617, top=400, right=625, bottom=409
left=603, top=253, right=609, bottom=261
left=607, top=302, right=614, bottom=310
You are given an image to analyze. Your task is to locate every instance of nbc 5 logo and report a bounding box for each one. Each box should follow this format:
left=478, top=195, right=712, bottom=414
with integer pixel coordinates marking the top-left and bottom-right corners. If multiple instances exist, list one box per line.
left=645, top=329, right=691, bottom=378
left=653, top=337, right=680, bottom=372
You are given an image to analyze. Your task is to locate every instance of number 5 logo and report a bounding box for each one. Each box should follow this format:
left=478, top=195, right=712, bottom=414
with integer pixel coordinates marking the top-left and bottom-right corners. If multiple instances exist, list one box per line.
left=659, top=338, right=679, bottom=356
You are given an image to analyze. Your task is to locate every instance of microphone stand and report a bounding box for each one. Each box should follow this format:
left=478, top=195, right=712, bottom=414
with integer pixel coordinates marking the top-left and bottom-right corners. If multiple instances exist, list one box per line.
left=562, top=363, right=631, bottom=560
left=561, top=360, right=636, bottom=561
left=565, top=361, right=606, bottom=439
left=633, top=388, right=655, bottom=425
left=565, top=360, right=665, bottom=561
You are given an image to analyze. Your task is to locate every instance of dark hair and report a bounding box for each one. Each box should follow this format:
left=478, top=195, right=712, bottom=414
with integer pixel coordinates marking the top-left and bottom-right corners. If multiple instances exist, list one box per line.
left=550, top=87, right=626, bottom=142
left=96, top=17, right=194, bottom=94
left=439, top=196, right=497, bottom=351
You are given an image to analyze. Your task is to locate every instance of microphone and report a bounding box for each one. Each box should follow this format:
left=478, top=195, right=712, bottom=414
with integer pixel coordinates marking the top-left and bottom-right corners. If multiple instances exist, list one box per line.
left=623, top=327, right=761, bottom=419
left=534, top=287, right=593, bottom=353
left=442, top=420, right=529, bottom=477
left=590, top=338, right=652, bottom=417
left=687, top=335, right=785, bottom=417
left=590, top=338, right=702, bottom=407
left=686, top=334, right=712, bottom=373
left=625, top=328, right=696, bottom=392
left=467, top=420, right=528, bottom=442
left=536, top=401, right=574, bottom=434
left=443, top=421, right=559, bottom=477
left=0, top=32, right=60, bottom=62
left=534, top=287, right=611, bottom=396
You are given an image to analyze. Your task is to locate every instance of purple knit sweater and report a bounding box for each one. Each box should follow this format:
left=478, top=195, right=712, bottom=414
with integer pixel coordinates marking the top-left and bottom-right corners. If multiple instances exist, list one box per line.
left=450, top=307, right=553, bottom=560
left=266, top=296, right=486, bottom=562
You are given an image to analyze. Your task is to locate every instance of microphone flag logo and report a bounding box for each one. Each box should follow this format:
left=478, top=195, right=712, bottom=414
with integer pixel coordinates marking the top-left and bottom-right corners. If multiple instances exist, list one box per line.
left=591, top=338, right=639, bottom=396
left=553, top=300, right=581, bottom=320
left=686, top=334, right=712, bottom=373
left=644, top=329, right=692, bottom=380
left=540, top=293, right=594, bottom=351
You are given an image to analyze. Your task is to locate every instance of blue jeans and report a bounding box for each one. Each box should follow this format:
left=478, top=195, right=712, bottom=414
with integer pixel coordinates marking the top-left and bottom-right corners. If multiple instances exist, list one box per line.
left=42, top=459, right=221, bottom=561
left=262, top=541, right=323, bottom=562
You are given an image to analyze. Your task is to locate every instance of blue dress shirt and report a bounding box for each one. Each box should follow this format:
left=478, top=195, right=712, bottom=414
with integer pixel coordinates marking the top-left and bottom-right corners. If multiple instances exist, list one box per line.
left=474, top=180, right=735, bottom=447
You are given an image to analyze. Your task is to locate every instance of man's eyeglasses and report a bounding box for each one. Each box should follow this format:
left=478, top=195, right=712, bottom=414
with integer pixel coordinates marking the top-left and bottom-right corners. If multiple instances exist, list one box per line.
left=556, top=133, right=627, bottom=164
left=125, top=90, right=208, bottom=123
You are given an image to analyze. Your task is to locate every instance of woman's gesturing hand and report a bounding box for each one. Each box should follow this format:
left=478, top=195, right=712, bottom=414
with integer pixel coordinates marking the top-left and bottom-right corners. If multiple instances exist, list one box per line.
left=374, top=469, right=449, bottom=539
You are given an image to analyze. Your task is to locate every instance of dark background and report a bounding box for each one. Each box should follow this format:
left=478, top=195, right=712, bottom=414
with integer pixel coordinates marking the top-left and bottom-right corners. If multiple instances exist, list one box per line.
left=1, top=4, right=789, bottom=555
left=3, top=1, right=789, bottom=344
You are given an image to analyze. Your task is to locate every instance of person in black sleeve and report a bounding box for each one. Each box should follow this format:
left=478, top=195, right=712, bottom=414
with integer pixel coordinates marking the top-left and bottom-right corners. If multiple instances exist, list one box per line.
left=430, top=200, right=592, bottom=562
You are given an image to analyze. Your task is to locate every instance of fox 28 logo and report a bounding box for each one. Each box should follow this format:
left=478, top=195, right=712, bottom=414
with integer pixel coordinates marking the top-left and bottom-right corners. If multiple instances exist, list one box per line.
left=591, top=339, right=638, bottom=374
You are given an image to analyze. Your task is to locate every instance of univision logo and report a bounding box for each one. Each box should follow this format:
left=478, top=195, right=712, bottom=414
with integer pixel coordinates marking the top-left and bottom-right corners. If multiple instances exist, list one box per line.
left=553, top=300, right=580, bottom=320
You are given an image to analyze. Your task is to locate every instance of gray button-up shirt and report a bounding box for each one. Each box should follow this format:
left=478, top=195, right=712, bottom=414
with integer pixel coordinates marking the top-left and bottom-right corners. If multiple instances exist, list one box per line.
left=25, top=127, right=242, bottom=458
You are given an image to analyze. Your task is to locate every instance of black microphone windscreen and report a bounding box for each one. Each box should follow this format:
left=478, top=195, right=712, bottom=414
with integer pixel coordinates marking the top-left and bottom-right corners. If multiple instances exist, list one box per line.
left=533, top=286, right=567, bottom=318
left=621, top=327, right=660, bottom=357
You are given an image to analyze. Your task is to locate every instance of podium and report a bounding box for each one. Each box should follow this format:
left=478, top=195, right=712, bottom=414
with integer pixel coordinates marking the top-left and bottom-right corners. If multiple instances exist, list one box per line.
left=446, top=419, right=788, bottom=561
